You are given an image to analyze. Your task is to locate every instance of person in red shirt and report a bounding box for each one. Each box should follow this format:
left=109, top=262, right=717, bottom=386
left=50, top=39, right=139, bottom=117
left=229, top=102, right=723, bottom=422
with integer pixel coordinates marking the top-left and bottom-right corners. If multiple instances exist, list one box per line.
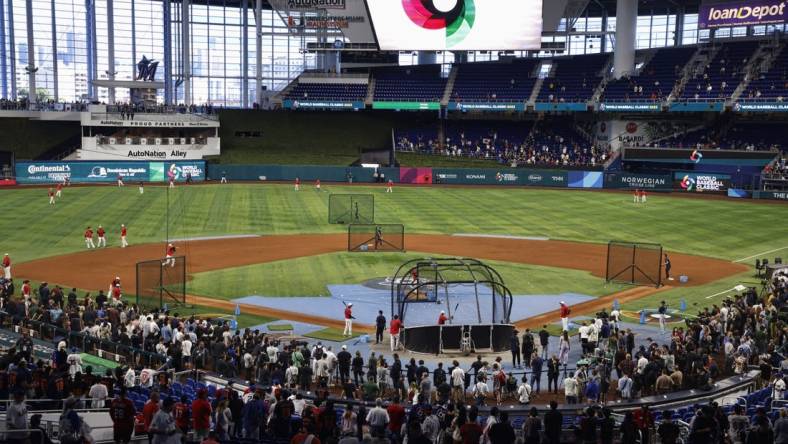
left=112, top=285, right=122, bottom=301
left=294, top=177, right=300, bottom=191
left=169, top=176, right=175, bottom=189
left=97, top=225, right=106, bottom=248
left=173, top=395, right=191, bottom=436
left=390, top=314, right=402, bottom=352
left=386, top=179, right=394, bottom=193
left=386, top=397, right=406, bottom=440
left=633, top=189, right=640, bottom=204
left=109, top=387, right=136, bottom=444
left=21, top=280, right=31, bottom=301
left=2, top=253, right=10, bottom=279
left=560, top=301, right=570, bottom=332
left=343, top=303, right=354, bottom=337
left=85, top=227, right=95, bottom=249
left=438, top=311, right=449, bottom=325
left=192, top=389, right=212, bottom=442
left=315, top=179, right=321, bottom=191
left=142, top=391, right=160, bottom=443
left=117, top=174, right=124, bottom=187
left=56, top=182, right=63, bottom=198
left=641, top=189, right=648, bottom=204
left=120, top=224, right=128, bottom=248
left=48, top=188, right=55, bottom=205
left=460, top=409, right=483, bottom=444
left=164, top=243, right=177, bottom=267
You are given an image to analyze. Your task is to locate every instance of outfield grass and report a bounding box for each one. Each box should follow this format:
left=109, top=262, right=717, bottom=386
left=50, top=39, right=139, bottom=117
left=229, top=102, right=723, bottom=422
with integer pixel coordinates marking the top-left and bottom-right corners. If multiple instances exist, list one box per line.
left=187, top=251, right=628, bottom=299
left=304, top=327, right=361, bottom=342
left=1, top=184, right=785, bottom=265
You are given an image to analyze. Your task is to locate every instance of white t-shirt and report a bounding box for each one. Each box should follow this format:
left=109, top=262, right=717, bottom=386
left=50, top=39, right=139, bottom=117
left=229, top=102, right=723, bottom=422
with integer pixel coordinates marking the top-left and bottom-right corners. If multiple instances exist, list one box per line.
left=451, top=367, right=465, bottom=387
left=181, top=339, right=192, bottom=357
left=578, top=325, right=590, bottom=339
left=517, top=383, right=532, bottom=403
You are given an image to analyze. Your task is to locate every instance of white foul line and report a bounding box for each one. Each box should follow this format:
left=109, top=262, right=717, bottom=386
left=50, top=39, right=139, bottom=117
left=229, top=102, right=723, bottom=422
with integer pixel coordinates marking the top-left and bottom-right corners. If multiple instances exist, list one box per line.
left=705, top=284, right=748, bottom=299
left=733, top=245, right=788, bottom=263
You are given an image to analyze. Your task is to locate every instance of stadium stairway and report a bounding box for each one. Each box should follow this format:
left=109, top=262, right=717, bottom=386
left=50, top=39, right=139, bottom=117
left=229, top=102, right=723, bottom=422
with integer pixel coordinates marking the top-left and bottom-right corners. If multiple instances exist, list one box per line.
left=668, top=46, right=706, bottom=103
left=441, top=65, right=459, bottom=106
left=732, top=40, right=786, bottom=103
left=364, top=76, right=376, bottom=106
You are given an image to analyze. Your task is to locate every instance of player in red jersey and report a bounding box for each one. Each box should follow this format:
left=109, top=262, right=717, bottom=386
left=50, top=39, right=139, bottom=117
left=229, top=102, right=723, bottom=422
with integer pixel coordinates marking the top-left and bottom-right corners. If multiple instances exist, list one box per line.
left=109, top=387, right=136, bottom=444
left=2, top=253, right=10, bottom=279
left=120, top=224, right=128, bottom=248
left=560, top=301, right=571, bottom=331
left=438, top=311, right=449, bottom=325
left=48, top=188, right=55, bottom=205
left=343, top=302, right=354, bottom=336
left=164, top=243, right=177, bottom=267
left=85, top=226, right=96, bottom=249
left=169, top=176, right=175, bottom=188
left=21, top=280, right=31, bottom=301
left=315, top=178, right=321, bottom=191
left=641, top=189, right=647, bottom=203
left=56, top=182, right=63, bottom=198
left=386, top=179, right=394, bottom=193
left=390, top=314, right=402, bottom=351
left=117, top=174, right=124, bottom=187
left=294, top=177, right=300, bottom=191
left=633, top=189, right=639, bottom=204
left=97, top=225, right=106, bottom=248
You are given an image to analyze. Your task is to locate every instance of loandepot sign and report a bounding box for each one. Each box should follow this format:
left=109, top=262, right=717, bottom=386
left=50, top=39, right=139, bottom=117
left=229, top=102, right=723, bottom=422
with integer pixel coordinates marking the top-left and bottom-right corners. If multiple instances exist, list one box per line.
left=700, top=0, right=788, bottom=28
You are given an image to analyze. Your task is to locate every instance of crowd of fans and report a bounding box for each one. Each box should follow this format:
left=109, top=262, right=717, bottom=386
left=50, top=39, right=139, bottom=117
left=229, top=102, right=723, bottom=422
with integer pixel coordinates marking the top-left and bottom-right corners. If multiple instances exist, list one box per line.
left=0, top=264, right=787, bottom=443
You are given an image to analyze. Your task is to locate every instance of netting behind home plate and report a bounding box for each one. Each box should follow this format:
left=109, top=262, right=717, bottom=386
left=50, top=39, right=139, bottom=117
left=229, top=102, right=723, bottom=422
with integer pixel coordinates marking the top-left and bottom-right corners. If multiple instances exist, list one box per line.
left=136, top=256, right=186, bottom=307
left=605, top=241, right=663, bottom=287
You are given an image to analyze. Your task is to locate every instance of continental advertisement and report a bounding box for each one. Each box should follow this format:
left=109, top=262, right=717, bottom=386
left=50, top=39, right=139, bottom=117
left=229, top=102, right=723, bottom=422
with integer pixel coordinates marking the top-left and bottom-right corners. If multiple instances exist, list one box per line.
left=433, top=168, right=567, bottom=187
left=604, top=172, right=673, bottom=190
left=15, top=161, right=206, bottom=184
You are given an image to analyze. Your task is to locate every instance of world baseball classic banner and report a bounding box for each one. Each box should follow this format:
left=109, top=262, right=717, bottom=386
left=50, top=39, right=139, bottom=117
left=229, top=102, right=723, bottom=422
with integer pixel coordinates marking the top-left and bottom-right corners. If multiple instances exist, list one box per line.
left=673, top=171, right=731, bottom=194
left=16, top=161, right=206, bottom=184
left=699, top=0, right=788, bottom=28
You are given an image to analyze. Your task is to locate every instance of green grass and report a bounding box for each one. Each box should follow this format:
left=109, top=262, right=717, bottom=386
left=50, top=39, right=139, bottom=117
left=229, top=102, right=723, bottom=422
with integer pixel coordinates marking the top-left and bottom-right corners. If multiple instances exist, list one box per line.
left=187, top=251, right=628, bottom=299
left=543, top=324, right=579, bottom=337
left=2, top=184, right=786, bottom=265
left=266, top=323, right=295, bottom=332
left=620, top=270, right=762, bottom=315
left=304, top=327, right=361, bottom=342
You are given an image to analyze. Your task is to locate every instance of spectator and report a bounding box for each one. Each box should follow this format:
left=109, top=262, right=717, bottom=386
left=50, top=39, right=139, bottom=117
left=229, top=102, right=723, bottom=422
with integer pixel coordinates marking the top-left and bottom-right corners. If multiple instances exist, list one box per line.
left=523, top=406, right=543, bottom=444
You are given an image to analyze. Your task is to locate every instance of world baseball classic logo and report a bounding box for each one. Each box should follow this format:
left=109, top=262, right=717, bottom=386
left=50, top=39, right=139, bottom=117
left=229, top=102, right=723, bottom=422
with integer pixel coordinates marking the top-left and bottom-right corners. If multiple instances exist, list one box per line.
left=680, top=175, right=696, bottom=191
left=402, top=0, right=476, bottom=47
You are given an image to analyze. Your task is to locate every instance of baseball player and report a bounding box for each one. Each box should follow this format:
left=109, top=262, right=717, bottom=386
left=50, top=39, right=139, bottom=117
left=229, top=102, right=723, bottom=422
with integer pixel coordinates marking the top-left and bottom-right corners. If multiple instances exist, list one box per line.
left=165, top=243, right=177, bottom=267
left=315, top=179, right=321, bottom=191
left=294, top=177, right=300, bottom=191
left=169, top=177, right=175, bottom=189
left=48, top=188, right=55, bottom=205
left=112, top=282, right=122, bottom=302
left=97, top=225, right=106, bottom=247
left=120, top=224, right=128, bottom=248
left=438, top=311, right=449, bottom=325
left=2, top=254, right=10, bottom=279
left=664, top=254, right=673, bottom=281
left=84, top=226, right=95, bottom=249
left=109, top=276, right=121, bottom=295
left=138, top=181, right=144, bottom=195
left=633, top=189, right=639, bottom=204
left=559, top=301, right=570, bottom=331
left=343, top=303, right=354, bottom=336
left=56, top=182, right=63, bottom=198
left=21, top=279, right=31, bottom=301
left=374, top=226, right=383, bottom=250
left=386, top=179, right=393, bottom=193
left=117, top=174, right=124, bottom=187
left=641, top=189, right=647, bottom=203
left=221, top=171, right=228, bottom=184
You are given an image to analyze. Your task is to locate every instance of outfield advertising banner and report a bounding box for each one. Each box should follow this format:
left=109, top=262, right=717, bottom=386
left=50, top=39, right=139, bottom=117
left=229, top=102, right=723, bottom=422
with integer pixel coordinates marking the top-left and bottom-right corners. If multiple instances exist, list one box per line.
left=604, top=173, right=672, bottom=190
left=753, top=190, right=788, bottom=200
left=432, top=168, right=568, bottom=186
left=568, top=171, right=604, bottom=189
left=15, top=161, right=206, bottom=184
left=372, top=102, right=440, bottom=110
left=669, top=102, right=724, bottom=112
left=521, top=171, right=568, bottom=187
left=673, top=171, right=731, bottom=193
left=534, top=103, right=588, bottom=112
left=734, top=102, right=788, bottom=112
left=699, top=0, right=788, bottom=29
left=448, top=102, right=525, bottom=112
left=283, top=99, right=364, bottom=110
left=599, top=103, right=661, bottom=112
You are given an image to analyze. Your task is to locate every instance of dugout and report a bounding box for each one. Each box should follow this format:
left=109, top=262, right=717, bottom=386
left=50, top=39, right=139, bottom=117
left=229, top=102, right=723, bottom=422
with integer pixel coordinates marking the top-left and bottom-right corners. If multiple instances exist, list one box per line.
left=390, top=258, right=514, bottom=354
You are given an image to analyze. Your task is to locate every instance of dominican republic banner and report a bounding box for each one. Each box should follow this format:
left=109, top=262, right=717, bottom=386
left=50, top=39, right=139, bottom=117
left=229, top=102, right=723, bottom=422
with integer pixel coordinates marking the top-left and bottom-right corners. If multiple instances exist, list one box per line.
left=16, top=161, right=206, bottom=184
left=699, top=0, right=788, bottom=28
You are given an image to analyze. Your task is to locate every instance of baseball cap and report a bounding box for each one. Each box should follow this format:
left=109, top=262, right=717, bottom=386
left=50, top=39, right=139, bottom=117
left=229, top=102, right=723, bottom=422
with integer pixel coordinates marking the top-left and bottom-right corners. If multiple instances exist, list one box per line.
left=348, top=303, right=353, bottom=307
left=342, top=345, right=347, bottom=350
left=560, top=301, right=566, bottom=305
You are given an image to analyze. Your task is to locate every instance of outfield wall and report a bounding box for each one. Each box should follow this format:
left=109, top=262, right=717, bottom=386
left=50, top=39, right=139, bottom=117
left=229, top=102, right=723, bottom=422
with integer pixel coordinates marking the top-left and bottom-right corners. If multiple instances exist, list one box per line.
left=15, top=161, right=206, bottom=184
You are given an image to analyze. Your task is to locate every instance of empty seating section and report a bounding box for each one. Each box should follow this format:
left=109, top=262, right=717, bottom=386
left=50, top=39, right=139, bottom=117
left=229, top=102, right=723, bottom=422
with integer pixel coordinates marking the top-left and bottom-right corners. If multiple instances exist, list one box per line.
left=373, top=65, right=446, bottom=102
left=603, top=47, right=697, bottom=101
left=538, top=54, right=609, bottom=102
left=681, top=41, right=760, bottom=100
left=742, top=45, right=788, bottom=101
left=284, top=82, right=367, bottom=102
left=451, top=59, right=539, bottom=102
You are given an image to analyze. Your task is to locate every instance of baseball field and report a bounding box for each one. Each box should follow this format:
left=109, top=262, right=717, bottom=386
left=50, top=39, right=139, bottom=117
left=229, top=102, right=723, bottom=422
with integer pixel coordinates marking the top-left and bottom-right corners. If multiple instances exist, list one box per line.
left=3, top=182, right=785, bottom=331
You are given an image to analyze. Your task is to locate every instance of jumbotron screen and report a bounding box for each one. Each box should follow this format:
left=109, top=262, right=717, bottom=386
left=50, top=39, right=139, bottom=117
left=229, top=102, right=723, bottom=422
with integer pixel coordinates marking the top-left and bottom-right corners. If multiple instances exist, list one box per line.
left=365, top=0, right=543, bottom=51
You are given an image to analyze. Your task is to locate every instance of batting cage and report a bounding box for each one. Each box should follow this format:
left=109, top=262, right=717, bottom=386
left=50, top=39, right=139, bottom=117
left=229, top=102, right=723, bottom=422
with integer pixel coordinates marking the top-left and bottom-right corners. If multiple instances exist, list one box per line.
left=328, top=194, right=374, bottom=224
left=605, top=241, right=663, bottom=287
left=136, top=256, right=187, bottom=307
left=348, top=224, right=405, bottom=252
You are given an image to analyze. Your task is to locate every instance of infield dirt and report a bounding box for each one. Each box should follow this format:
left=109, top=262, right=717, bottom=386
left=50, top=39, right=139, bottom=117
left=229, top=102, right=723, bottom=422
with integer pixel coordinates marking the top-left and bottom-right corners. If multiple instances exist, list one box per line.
left=15, top=234, right=747, bottom=332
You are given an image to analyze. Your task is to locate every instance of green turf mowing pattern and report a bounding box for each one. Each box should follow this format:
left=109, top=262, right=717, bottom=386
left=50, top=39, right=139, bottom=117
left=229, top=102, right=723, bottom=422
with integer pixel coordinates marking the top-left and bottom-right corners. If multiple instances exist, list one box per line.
left=266, top=323, right=295, bottom=332
left=303, top=328, right=361, bottom=342
left=186, top=251, right=628, bottom=299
